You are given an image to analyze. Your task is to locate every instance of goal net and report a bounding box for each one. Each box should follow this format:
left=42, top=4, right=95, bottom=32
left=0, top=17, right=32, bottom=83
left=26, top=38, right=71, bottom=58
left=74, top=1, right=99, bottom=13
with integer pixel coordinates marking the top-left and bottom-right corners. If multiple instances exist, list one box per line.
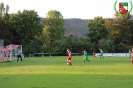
left=0, top=44, right=23, bottom=62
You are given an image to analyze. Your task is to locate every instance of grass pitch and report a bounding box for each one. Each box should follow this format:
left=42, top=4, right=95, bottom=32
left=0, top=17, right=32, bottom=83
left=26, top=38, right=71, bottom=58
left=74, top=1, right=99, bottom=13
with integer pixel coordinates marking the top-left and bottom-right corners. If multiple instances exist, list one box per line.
left=0, top=56, right=133, bottom=88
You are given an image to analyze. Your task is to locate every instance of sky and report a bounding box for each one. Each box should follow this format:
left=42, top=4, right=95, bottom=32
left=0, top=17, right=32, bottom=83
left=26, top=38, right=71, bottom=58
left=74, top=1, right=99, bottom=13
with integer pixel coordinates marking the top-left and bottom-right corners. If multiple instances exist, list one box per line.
left=1, top=0, right=133, bottom=19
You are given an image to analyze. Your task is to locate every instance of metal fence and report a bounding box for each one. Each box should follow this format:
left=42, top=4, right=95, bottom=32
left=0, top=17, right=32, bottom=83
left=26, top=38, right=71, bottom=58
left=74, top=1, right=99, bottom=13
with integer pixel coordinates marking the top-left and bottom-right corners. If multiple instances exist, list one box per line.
left=29, top=53, right=93, bottom=57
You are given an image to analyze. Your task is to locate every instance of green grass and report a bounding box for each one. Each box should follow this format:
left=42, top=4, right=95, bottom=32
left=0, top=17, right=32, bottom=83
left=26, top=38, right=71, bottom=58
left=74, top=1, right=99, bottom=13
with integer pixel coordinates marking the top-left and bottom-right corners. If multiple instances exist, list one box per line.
left=0, top=56, right=133, bottom=88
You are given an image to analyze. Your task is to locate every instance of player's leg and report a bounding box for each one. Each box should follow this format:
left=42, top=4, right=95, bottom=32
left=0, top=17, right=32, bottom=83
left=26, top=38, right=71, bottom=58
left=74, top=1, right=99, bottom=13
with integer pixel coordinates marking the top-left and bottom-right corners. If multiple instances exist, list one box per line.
left=86, top=58, right=91, bottom=62
left=67, top=58, right=69, bottom=64
left=17, top=55, right=19, bottom=62
left=20, top=55, right=22, bottom=61
left=69, top=60, right=72, bottom=65
left=67, top=58, right=71, bottom=65
left=68, top=58, right=72, bottom=65
left=100, top=54, right=101, bottom=59
left=86, top=57, right=89, bottom=62
left=83, top=58, right=85, bottom=63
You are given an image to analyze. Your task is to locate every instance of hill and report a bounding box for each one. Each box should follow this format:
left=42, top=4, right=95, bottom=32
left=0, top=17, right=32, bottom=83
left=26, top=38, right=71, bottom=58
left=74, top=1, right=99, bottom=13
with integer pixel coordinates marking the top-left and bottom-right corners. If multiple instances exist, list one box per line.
left=40, top=18, right=90, bottom=37
left=64, top=18, right=89, bottom=36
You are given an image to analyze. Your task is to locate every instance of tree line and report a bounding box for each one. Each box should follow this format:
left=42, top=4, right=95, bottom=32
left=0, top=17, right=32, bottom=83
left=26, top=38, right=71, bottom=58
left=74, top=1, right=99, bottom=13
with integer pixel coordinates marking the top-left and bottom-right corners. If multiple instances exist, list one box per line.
left=0, top=3, right=133, bottom=56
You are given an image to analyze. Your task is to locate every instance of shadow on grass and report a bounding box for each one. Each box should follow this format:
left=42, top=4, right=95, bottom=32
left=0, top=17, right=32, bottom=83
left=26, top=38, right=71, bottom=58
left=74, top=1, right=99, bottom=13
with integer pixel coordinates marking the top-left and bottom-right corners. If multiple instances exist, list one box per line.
left=0, top=61, right=13, bottom=63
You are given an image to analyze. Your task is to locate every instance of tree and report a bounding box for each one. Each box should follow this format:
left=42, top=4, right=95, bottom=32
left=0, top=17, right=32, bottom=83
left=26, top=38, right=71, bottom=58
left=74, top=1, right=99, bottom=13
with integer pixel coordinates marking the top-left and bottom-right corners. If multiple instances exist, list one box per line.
left=9, top=10, right=43, bottom=55
left=43, top=10, right=66, bottom=44
left=104, top=14, right=133, bottom=52
left=115, top=14, right=133, bottom=44
left=0, top=3, right=4, bottom=17
left=9, top=10, right=43, bottom=46
left=98, top=38, right=115, bottom=52
left=105, top=14, right=133, bottom=52
left=116, top=42, right=129, bottom=53
left=50, top=37, right=67, bottom=54
left=105, top=14, right=133, bottom=45
left=0, top=17, right=13, bottom=45
left=87, top=16, right=108, bottom=51
left=105, top=18, right=114, bottom=38
left=23, top=38, right=43, bottom=55
left=87, top=16, right=108, bottom=44
left=0, top=3, right=9, bottom=19
left=39, top=26, right=51, bottom=46
left=0, top=3, right=13, bottom=45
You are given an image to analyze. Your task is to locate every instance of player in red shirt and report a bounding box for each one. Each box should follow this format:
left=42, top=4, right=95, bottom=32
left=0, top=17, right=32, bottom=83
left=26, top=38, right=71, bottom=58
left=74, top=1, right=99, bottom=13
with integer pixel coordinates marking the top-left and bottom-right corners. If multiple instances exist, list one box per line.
left=67, top=49, right=72, bottom=65
left=131, top=48, right=133, bottom=64
left=93, top=51, right=95, bottom=58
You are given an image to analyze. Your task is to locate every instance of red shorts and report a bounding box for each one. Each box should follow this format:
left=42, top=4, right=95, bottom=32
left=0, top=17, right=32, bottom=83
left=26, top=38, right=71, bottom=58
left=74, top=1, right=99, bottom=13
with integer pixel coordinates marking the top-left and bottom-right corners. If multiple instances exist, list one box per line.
left=68, top=57, right=72, bottom=60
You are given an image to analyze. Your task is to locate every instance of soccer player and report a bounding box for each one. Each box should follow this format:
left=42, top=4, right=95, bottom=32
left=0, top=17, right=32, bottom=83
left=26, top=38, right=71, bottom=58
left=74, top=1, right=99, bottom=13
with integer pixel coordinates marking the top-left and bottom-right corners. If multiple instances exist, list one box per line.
left=82, top=49, right=90, bottom=63
left=67, top=49, right=72, bottom=65
left=131, top=48, right=133, bottom=64
left=99, top=49, right=104, bottom=59
left=93, top=51, right=96, bottom=58
left=16, top=48, right=23, bottom=62
left=129, top=49, right=131, bottom=58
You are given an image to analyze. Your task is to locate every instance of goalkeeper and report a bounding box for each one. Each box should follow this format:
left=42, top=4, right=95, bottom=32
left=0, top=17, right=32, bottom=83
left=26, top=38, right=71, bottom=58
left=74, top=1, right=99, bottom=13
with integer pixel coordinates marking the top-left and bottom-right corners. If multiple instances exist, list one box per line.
left=16, top=48, right=23, bottom=62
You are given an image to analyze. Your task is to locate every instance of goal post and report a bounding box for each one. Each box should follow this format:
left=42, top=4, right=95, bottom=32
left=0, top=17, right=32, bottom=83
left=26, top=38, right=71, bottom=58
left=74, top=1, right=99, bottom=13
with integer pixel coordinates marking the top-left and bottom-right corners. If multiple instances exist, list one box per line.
left=9, top=44, right=23, bottom=61
left=0, top=44, right=23, bottom=62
